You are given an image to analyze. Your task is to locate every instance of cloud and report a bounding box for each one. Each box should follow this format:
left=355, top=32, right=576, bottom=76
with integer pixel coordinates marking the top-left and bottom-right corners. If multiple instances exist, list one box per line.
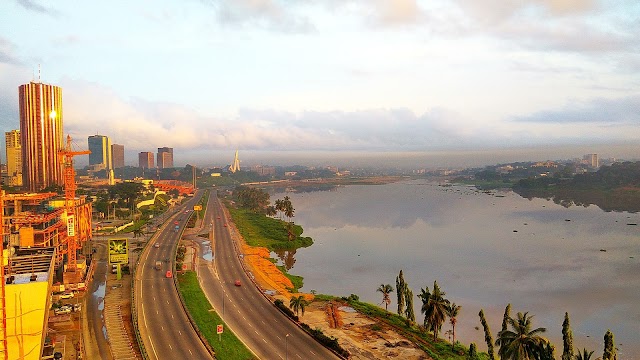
left=203, top=0, right=315, bottom=33
left=514, top=96, right=640, bottom=124
left=15, top=0, right=58, bottom=16
left=0, top=37, right=21, bottom=65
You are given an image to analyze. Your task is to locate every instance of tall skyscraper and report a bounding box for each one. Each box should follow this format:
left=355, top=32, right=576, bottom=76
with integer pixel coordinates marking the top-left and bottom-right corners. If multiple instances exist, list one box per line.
left=138, top=152, right=154, bottom=169
left=111, top=144, right=125, bottom=169
left=88, top=134, right=112, bottom=171
left=157, top=147, right=173, bottom=169
left=4, top=130, right=23, bottom=187
left=19, top=81, right=64, bottom=191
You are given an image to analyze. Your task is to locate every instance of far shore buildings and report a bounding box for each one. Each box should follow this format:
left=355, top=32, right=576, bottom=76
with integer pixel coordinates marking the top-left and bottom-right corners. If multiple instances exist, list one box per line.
left=157, top=147, right=173, bottom=169
left=4, top=130, right=22, bottom=187
left=111, top=143, right=125, bottom=168
left=19, top=81, right=64, bottom=192
left=138, top=151, right=154, bottom=169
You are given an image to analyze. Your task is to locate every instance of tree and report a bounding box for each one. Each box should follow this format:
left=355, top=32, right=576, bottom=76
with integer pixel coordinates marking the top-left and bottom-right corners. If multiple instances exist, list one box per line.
left=404, top=286, right=415, bottom=323
left=497, top=303, right=512, bottom=354
left=289, top=295, right=309, bottom=318
left=421, top=281, right=450, bottom=341
left=575, top=348, right=594, bottom=360
left=447, top=303, right=461, bottom=349
left=396, top=270, right=406, bottom=316
left=497, top=311, right=549, bottom=360
left=376, top=284, right=394, bottom=311
left=603, top=330, right=616, bottom=360
left=479, top=309, right=496, bottom=360
left=467, top=343, right=480, bottom=360
left=562, top=312, right=574, bottom=360
left=265, top=206, right=277, bottom=217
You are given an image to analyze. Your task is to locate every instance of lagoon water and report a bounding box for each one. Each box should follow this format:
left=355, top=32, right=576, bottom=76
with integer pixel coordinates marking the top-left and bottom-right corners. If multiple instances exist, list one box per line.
left=272, top=180, right=640, bottom=358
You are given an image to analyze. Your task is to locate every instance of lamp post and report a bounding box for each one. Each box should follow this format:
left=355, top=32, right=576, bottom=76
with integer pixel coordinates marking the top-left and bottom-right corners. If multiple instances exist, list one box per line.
left=285, top=333, right=290, bottom=360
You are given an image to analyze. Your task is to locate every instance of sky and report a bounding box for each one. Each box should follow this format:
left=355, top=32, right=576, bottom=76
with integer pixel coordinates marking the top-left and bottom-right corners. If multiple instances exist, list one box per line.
left=0, top=0, right=639, bottom=168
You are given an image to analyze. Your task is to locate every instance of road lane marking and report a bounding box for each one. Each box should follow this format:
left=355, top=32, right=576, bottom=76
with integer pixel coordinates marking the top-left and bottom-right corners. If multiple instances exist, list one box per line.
left=310, top=350, right=316, bottom=355
left=296, top=354, right=302, bottom=359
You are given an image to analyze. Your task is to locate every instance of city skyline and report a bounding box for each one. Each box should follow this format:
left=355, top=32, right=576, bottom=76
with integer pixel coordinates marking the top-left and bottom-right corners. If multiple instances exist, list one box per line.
left=0, top=1, right=638, bottom=168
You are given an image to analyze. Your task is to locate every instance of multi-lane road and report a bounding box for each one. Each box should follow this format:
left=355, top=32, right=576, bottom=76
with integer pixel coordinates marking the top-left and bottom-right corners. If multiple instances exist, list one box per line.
left=198, top=190, right=339, bottom=360
left=135, top=191, right=213, bottom=360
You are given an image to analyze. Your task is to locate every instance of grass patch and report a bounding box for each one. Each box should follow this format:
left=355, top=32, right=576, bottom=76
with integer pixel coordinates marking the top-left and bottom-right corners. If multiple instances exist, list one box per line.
left=276, top=265, right=303, bottom=292
left=177, top=271, right=256, bottom=360
left=121, top=220, right=147, bottom=233
left=227, top=207, right=313, bottom=251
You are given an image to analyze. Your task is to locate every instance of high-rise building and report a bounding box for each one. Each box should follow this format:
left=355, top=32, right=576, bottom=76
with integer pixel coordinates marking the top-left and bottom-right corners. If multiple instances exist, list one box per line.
left=157, top=147, right=173, bottom=169
left=138, top=152, right=154, bottom=169
left=19, top=81, right=64, bottom=191
left=111, top=143, right=124, bottom=169
left=584, top=153, right=599, bottom=168
left=4, top=130, right=22, bottom=187
left=88, top=134, right=112, bottom=171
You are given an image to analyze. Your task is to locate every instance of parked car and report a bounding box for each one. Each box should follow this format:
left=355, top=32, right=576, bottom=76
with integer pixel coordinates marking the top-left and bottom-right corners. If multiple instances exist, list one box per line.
left=54, top=307, right=71, bottom=315
left=154, top=243, right=160, bottom=248
left=59, top=292, right=74, bottom=299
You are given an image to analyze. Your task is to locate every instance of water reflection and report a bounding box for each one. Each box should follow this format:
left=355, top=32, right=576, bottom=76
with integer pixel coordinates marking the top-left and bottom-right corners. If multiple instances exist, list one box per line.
left=274, top=180, right=640, bottom=357
left=273, top=249, right=297, bottom=270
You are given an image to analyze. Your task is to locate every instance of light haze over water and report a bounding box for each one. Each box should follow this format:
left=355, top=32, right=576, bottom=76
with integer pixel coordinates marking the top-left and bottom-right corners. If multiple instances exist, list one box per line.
left=273, top=180, right=640, bottom=358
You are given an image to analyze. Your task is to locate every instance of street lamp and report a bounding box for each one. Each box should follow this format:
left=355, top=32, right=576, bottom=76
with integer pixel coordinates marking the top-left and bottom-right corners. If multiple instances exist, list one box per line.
left=285, top=333, right=290, bottom=360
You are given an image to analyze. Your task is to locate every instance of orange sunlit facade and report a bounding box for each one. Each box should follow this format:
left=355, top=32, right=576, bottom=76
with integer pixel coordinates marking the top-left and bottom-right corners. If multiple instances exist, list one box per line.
left=18, top=82, right=64, bottom=192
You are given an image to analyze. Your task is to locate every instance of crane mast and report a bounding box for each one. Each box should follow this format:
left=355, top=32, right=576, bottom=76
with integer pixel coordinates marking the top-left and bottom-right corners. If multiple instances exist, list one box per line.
left=59, top=135, right=90, bottom=272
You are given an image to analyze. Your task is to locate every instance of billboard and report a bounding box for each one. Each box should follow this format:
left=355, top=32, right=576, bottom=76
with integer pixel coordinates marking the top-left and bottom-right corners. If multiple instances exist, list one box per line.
left=67, top=215, right=75, bottom=237
left=109, top=238, right=129, bottom=264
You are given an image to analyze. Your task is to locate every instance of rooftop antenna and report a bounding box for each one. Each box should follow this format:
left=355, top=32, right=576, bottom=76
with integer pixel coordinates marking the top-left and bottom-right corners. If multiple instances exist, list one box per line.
left=38, top=64, right=41, bottom=83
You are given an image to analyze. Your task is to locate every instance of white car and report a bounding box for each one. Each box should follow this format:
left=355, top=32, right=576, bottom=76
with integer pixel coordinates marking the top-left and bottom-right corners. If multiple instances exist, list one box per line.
left=154, top=243, right=160, bottom=248
left=59, top=292, right=74, bottom=299
left=54, top=307, right=71, bottom=315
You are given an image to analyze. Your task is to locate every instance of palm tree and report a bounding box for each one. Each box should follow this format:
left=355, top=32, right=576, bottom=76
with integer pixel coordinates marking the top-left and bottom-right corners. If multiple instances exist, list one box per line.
left=289, top=295, right=309, bottom=318
left=447, top=303, right=461, bottom=349
left=265, top=205, right=277, bottom=217
left=376, top=284, right=394, bottom=311
left=497, top=312, right=549, bottom=360
left=421, top=281, right=450, bottom=341
left=574, top=348, right=594, bottom=360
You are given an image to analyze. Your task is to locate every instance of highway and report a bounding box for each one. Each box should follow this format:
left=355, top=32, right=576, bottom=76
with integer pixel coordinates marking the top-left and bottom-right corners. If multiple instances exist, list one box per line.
left=135, top=191, right=213, bottom=360
left=198, top=190, right=340, bottom=360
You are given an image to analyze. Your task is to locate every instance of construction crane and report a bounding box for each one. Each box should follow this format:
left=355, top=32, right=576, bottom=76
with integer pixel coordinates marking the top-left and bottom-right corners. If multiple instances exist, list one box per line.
left=59, top=135, right=90, bottom=272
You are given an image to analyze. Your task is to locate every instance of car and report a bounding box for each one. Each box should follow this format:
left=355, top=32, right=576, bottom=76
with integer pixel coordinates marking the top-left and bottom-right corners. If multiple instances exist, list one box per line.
left=224, top=223, right=228, bottom=227
left=59, top=292, right=74, bottom=299
left=217, top=216, right=221, bottom=219
left=154, top=243, right=160, bottom=248
left=54, top=307, right=72, bottom=315
left=234, top=280, right=241, bottom=286
left=165, top=270, right=173, bottom=278
left=72, top=304, right=82, bottom=312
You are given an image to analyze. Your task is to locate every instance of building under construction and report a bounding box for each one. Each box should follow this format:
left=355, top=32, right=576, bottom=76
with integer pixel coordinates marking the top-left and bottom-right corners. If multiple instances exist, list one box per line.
left=1, top=192, right=92, bottom=275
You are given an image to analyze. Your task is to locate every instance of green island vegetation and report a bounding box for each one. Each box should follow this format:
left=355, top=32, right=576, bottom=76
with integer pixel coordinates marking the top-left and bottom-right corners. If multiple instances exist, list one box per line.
left=177, top=271, right=255, bottom=360
left=513, top=161, right=640, bottom=212
left=455, top=161, right=640, bottom=212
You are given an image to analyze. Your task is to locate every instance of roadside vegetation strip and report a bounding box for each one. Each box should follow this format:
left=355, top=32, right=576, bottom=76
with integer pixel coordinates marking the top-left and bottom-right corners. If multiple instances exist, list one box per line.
left=227, top=207, right=313, bottom=250
left=177, top=271, right=255, bottom=360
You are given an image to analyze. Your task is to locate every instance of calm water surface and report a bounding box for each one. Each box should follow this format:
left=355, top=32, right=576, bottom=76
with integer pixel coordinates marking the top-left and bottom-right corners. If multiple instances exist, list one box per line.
left=272, top=180, right=640, bottom=358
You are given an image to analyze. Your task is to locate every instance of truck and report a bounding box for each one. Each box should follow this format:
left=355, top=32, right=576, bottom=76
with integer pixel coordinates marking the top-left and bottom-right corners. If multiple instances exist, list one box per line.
left=155, top=261, right=162, bottom=270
